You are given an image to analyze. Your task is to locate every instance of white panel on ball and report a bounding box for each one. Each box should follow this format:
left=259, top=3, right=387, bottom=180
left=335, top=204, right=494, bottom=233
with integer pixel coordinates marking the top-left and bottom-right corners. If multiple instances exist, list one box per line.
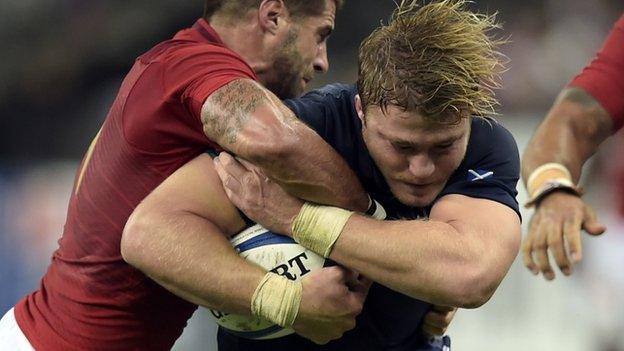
left=209, top=224, right=326, bottom=339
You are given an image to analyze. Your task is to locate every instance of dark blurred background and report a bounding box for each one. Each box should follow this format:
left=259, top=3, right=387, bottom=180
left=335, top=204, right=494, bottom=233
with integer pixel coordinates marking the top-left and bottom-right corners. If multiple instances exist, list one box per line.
left=1, top=1, right=624, bottom=350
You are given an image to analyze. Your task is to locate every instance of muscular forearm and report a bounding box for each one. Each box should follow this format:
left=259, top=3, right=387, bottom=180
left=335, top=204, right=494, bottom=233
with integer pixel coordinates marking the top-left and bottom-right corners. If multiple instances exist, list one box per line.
left=202, top=79, right=369, bottom=211
left=522, top=87, right=613, bottom=184
left=250, top=116, right=370, bottom=212
left=122, top=210, right=264, bottom=314
left=330, top=215, right=501, bottom=308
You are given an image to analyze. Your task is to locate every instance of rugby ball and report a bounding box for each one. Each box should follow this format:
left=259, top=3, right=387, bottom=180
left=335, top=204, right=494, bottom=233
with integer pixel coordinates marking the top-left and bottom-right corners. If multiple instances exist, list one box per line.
left=208, top=224, right=326, bottom=339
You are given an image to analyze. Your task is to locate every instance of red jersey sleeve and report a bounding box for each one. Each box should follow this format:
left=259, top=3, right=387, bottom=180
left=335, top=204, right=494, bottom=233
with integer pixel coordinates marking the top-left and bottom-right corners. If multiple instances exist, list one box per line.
left=120, top=42, right=258, bottom=158
left=164, top=44, right=257, bottom=121
left=568, top=14, right=624, bottom=130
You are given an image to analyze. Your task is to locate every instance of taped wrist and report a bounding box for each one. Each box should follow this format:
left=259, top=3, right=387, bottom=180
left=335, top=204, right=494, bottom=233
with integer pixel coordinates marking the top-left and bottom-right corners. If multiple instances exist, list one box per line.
left=251, top=272, right=302, bottom=327
left=291, top=203, right=354, bottom=258
left=525, top=162, right=582, bottom=208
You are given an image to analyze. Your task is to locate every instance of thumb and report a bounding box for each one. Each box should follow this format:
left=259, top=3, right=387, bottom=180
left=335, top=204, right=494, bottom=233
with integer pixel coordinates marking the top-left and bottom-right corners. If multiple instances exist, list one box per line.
left=357, top=275, right=373, bottom=292
left=431, top=305, right=456, bottom=313
left=349, top=275, right=373, bottom=300
left=582, top=204, right=606, bottom=236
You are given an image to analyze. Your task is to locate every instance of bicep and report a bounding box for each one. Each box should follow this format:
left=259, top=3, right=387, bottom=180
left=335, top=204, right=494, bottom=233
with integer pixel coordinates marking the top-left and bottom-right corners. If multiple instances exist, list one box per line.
left=430, top=194, right=521, bottom=259
left=136, top=153, right=246, bottom=236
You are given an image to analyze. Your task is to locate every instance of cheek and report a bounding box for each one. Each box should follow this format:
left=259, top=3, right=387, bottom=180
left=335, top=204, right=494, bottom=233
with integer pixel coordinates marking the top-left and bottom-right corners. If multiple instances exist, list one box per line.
left=293, top=38, right=312, bottom=59
left=369, top=142, right=406, bottom=173
left=435, top=150, right=465, bottom=177
left=363, top=130, right=407, bottom=174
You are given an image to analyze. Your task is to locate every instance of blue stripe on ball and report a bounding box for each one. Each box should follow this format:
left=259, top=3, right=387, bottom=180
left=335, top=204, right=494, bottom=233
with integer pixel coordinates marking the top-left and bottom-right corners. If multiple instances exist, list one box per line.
left=235, top=232, right=296, bottom=253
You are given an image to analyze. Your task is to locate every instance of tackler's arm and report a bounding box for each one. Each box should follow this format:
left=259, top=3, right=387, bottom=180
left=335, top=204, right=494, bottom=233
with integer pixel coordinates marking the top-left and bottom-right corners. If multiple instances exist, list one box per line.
left=121, top=153, right=263, bottom=314
left=121, top=154, right=368, bottom=344
left=201, top=79, right=369, bottom=212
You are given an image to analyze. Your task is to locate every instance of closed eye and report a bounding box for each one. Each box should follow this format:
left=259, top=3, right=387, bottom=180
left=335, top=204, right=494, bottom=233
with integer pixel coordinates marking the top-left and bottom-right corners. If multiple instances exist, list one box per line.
left=392, top=142, right=415, bottom=153
left=318, top=27, right=333, bottom=43
left=433, top=142, right=456, bottom=155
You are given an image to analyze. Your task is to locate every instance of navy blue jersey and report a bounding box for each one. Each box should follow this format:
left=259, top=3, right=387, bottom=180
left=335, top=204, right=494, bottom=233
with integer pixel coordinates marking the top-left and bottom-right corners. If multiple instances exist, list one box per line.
left=218, top=84, right=520, bottom=351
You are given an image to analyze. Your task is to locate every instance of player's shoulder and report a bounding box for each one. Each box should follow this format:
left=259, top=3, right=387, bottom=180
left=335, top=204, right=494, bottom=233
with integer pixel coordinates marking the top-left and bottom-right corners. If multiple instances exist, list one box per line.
left=465, top=117, right=519, bottom=164
left=137, top=37, right=242, bottom=69
left=310, top=83, right=358, bottom=99
left=288, top=83, right=357, bottom=108
left=285, top=83, right=359, bottom=136
left=437, top=117, right=521, bottom=219
left=458, top=116, right=520, bottom=183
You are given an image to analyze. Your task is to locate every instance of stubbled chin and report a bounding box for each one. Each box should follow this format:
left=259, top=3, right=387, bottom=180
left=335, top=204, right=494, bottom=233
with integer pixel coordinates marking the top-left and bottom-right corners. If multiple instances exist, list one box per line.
left=390, top=183, right=437, bottom=208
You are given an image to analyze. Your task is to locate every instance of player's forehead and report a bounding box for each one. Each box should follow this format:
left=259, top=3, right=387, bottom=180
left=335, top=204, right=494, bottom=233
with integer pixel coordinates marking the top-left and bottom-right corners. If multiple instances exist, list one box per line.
left=373, top=106, right=469, bottom=144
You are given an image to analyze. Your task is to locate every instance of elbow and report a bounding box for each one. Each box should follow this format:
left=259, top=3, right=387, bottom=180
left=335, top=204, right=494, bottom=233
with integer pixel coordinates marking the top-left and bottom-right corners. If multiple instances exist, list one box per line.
left=453, top=277, right=497, bottom=309
left=400, top=264, right=496, bottom=308
left=450, top=263, right=502, bottom=309
left=121, top=209, right=151, bottom=268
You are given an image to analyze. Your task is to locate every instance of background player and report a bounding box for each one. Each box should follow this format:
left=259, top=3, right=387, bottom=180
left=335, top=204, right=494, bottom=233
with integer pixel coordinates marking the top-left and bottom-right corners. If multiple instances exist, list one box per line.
left=521, top=14, right=623, bottom=280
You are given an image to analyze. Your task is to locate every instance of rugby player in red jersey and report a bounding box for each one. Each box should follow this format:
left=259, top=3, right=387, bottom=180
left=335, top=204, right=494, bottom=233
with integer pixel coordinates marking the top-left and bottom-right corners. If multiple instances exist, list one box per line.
left=522, top=14, right=624, bottom=280
left=0, top=1, right=381, bottom=349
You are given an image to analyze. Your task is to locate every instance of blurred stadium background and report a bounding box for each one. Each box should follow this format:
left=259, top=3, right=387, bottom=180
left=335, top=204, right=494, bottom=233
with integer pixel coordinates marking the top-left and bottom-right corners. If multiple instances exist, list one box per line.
left=1, top=1, right=623, bottom=350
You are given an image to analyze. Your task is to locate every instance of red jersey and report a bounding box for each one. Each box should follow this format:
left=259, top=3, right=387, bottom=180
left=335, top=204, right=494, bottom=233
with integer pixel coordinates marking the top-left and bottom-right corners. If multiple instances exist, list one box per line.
left=569, top=14, right=624, bottom=130
left=14, top=19, right=257, bottom=350
left=568, top=15, right=624, bottom=217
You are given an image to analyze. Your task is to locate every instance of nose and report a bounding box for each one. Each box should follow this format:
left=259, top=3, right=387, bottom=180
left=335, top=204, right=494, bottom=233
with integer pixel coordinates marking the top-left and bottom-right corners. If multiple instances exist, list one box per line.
left=313, top=43, right=329, bottom=74
left=407, top=154, right=436, bottom=180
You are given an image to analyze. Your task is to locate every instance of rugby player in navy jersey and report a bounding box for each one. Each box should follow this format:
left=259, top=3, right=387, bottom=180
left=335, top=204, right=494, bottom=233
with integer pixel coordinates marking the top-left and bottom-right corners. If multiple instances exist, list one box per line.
left=125, top=1, right=520, bottom=350
left=214, top=2, right=521, bottom=350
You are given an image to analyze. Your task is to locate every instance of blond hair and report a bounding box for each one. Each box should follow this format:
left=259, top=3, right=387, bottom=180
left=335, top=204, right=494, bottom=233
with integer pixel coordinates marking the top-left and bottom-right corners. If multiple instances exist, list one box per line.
left=357, top=0, right=506, bottom=122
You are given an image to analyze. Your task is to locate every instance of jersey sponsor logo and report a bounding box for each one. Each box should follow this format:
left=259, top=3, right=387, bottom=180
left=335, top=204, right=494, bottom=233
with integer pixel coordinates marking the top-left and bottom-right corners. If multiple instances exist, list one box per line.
left=468, top=169, right=493, bottom=181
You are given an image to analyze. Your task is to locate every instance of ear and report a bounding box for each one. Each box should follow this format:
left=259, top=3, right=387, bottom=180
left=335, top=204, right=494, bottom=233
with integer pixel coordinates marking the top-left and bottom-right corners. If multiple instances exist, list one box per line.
left=354, top=94, right=366, bottom=126
left=257, top=0, right=287, bottom=35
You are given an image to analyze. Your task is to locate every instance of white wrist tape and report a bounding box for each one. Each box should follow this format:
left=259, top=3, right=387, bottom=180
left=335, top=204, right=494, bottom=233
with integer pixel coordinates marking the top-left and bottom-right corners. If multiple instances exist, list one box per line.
left=525, top=162, right=582, bottom=207
left=365, top=197, right=387, bottom=220
left=291, top=203, right=354, bottom=258
left=251, top=272, right=302, bottom=327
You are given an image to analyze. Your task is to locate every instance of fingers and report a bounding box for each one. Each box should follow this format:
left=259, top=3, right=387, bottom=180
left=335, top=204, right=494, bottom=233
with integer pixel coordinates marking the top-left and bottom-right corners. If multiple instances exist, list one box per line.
left=326, top=265, right=348, bottom=281
left=216, top=152, right=249, bottom=178
left=523, top=215, right=557, bottom=279
left=213, top=157, right=243, bottom=204
left=214, top=153, right=262, bottom=205
left=522, top=215, right=540, bottom=275
left=548, top=219, right=572, bottom=276
left=348, top=275, right=371, bottom=301
left=357, top=275, right=374, bottom=291
left=218, top=152, right=263, bottom=180
left=326, top=266, right=366, bottom=315
left=431, top=305, right=456, bottom=313
left=524, top=198, right=605, bottom=279
left=534, top=220, right=555, bottom=280
left=563, top=215, right=583, bottom=264
left=332, top=267, right=370, bottom=294
left=422, top=307, right=457, bottom=336
left=582, top=204, right=607, bottom=236
left=236, top=156, right=265, bottom=175
left=341, top=268, right=360, bottom=286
